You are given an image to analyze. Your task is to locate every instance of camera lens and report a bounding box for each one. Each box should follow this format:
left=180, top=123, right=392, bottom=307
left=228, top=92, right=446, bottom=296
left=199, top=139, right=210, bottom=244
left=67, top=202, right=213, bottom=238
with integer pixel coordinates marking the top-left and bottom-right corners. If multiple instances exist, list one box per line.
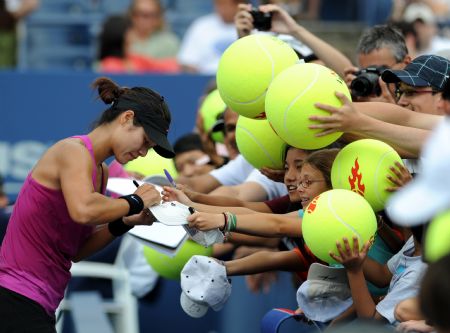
left=350, top=72, right=381, bottom=97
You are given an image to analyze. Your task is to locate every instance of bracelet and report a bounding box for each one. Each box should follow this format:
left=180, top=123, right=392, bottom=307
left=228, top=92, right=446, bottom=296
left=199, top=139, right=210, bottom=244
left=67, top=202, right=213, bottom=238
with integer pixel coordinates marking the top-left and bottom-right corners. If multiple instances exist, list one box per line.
left=225, top=212, right=237, bottom=232
left=220, top=212, right=228, bottom=231
left=119, top=194, right=144, bottom=216
left=108, top=218, right=134, bottom=237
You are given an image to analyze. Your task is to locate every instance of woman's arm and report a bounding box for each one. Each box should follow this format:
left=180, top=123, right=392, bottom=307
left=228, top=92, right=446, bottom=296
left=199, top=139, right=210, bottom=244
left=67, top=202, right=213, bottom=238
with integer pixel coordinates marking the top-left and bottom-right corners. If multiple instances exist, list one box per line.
left=187, top=211, right=302, bottom=238
left=162, top=186, right=272, bottom=214
left=56, top=141, right=160, bottom=225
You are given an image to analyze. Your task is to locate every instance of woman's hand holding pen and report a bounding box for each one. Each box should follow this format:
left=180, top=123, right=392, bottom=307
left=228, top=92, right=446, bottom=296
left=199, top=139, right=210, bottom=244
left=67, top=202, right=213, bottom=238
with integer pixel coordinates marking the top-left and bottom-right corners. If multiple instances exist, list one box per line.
left=132, top=180, right=161, bottom=207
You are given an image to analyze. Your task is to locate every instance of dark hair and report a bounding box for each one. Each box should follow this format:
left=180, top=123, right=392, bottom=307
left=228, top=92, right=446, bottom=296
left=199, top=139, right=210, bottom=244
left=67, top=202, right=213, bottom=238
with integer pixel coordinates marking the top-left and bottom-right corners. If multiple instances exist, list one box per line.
left=173, top=133, right=204, bottom=155
left=91, top=77, right=171, bottom=128
left=420, top=253, right=450, bottom=330
left=302, top=148, right=340, bottom=189
left=357, top=25, right=408, bottom=63
left=98, top=15, right=130, bottom=60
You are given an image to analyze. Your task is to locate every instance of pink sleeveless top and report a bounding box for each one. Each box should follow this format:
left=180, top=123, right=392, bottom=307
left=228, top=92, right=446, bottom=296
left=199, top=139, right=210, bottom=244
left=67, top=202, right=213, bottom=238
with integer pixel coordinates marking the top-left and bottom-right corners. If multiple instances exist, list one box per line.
left=0, top=135, right=104, bottom=316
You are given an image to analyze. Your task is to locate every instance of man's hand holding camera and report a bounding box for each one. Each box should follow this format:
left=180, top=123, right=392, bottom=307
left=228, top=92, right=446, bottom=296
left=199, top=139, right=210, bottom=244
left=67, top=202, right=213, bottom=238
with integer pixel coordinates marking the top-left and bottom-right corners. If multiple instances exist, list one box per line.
left=346, top=65, right=396, bottom=104
left=234, top=4, right=300, bottom=39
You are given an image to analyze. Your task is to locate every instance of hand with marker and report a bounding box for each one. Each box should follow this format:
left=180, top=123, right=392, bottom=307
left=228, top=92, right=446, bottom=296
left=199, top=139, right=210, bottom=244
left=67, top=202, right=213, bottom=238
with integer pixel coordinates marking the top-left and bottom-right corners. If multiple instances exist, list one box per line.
left=123, top=180, right=159, bottom=226
left=131, top=180, right=161, bottom=208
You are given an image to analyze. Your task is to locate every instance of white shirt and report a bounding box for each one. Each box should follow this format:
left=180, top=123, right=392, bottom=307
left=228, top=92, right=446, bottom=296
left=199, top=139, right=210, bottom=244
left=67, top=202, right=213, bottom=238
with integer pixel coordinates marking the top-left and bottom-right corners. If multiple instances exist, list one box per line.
left=376, top=236, right=427, bottom=324
left=209, top=155, right=254, bottom=186
left=209, top=155, right=288, bottom=200
left=177, top=13, right=237, bottom=74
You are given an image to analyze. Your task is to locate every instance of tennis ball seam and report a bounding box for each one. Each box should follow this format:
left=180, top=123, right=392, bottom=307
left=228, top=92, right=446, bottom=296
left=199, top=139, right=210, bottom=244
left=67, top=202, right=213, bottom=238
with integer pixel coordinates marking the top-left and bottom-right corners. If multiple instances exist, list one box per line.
left=327, top=191, right=363, bottom=243
left=283, top=65, right=320, bottom=144
left=237, top=124, right=278, bottom=167
left=374, top=150, right=395, bottom=208
left=221, top=36, right=275, bottom=105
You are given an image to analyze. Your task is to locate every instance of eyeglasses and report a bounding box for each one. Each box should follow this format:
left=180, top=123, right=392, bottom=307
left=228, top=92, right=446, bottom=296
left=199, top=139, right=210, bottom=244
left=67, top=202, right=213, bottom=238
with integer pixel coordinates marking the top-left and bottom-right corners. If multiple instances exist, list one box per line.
left=297, top=179, right=326, bottom=189
left=395, top=87, right=438, bottom=100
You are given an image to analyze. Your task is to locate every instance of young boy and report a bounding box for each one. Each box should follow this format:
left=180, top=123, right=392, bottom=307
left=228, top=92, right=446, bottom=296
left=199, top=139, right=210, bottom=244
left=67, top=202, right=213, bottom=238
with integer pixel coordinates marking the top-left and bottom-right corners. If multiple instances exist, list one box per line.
left=330, top=225, right=427, bottom=325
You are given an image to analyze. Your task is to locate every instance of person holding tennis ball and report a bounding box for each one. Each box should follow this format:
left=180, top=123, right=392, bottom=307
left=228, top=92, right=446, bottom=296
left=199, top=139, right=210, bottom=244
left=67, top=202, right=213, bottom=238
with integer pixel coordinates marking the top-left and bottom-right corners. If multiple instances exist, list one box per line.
left=0, top=77, right=175, bottom=331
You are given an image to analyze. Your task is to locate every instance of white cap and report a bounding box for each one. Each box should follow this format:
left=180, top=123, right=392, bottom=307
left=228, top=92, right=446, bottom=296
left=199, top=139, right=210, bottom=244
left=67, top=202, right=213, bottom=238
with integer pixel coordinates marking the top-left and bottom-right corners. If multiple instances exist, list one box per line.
left=387, top=118, right=450, bottom=226
left=403, top=3, right=436, bottom=24
left=296, top=263, right=352, bottom=322
left=180, top=255, right=231, bottom=318
left=149, top=201, right=191, bottom=226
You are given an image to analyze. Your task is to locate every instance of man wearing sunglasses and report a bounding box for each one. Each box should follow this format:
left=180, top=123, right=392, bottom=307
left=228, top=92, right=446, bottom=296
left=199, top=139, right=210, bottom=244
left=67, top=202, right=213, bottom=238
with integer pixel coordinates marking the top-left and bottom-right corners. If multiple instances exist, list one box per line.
left=381, top=54, right=450, bottom=116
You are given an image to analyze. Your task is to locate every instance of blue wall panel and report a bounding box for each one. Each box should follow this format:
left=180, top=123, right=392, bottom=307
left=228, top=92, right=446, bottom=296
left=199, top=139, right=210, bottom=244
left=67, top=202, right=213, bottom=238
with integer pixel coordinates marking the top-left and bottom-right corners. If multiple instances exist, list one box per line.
left=0, top=72, right=213, bottom=201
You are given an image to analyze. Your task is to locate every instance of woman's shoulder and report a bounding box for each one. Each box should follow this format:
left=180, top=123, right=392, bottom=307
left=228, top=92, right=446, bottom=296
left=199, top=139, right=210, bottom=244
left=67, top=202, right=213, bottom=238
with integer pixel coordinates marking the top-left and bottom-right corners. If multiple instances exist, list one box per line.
left=50, top=137, right=92, bottom=161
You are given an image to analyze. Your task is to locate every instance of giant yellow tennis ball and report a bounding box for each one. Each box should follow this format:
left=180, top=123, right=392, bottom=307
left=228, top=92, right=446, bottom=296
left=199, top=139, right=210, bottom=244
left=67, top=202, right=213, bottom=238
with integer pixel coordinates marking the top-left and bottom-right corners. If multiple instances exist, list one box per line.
left=143, top=240, right=213, bottom=280
left=302, top=189, right=377, bottom=264
left=425, top=211, right=450, bottom=262
left=331, top=139, right=403, bottom=212
left=199, top=89, right=226, bottom=143
left=124, top=149, right=178, bottom=179
left=236, top=116, right=288, bottom=169
left=217, top=34, right=299, bottom=119
left=265, top=63, right=351, bottom=149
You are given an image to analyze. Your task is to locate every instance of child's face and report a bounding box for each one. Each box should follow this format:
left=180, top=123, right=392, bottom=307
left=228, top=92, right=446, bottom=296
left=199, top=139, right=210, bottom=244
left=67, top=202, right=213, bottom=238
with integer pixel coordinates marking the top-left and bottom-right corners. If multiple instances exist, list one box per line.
left=296, top=163, right=329, bottom=209
left=284, top=148, right=309, bottom=202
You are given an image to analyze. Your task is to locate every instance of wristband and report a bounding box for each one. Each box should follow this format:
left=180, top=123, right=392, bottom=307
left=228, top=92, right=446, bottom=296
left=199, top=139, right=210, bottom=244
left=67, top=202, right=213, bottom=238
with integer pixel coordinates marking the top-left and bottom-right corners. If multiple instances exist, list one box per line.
left=119, top=194, right=144, bottom=216
left=108, top=218, right=134, bottom=237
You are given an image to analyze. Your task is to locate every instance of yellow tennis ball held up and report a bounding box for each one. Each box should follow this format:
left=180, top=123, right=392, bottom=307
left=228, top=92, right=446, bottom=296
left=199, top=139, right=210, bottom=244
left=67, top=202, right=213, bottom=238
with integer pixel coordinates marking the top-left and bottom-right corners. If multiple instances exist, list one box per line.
left=265, top=63, right=351, bottom=149
left=143, top=240, right=213, bottom=280
left=199, top=89, right=226, bottom=143
left=331, top=139, right=403, bottom=212
left=236, top=116, right=288, bottom=169
left=216, top=34, right=299, bottom=119
left=302, top=189, right=377, bottom=264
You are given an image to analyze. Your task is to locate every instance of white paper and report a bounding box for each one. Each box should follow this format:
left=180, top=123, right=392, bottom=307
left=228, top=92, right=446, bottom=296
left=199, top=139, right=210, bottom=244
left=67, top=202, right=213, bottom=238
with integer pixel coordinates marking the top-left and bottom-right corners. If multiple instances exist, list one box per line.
left=129, top=224, right=187, bottom=250
left=106, top=177, right=163, bottom=197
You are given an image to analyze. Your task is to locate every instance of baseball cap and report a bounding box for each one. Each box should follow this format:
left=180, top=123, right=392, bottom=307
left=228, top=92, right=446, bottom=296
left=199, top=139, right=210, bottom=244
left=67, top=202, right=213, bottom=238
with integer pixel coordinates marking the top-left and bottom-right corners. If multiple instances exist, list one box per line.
left=382, top=55, right=450, bottom=90
left=180, top=255, right=231, bottom=318
left=403, top=3, right=436, bottom=24
left=296, top=263, right=352, bottom=322
left=112, top=88, right=175, bottom=158
left=387, top=117, right=450, bottom=226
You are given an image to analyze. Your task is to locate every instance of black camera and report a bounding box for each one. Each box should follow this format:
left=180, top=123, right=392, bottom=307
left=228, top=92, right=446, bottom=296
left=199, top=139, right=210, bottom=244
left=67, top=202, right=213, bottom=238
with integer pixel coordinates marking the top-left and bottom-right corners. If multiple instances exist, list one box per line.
left=250, top=8, right=272, bottom=31
left=350, top=65, right=388, bottom=97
